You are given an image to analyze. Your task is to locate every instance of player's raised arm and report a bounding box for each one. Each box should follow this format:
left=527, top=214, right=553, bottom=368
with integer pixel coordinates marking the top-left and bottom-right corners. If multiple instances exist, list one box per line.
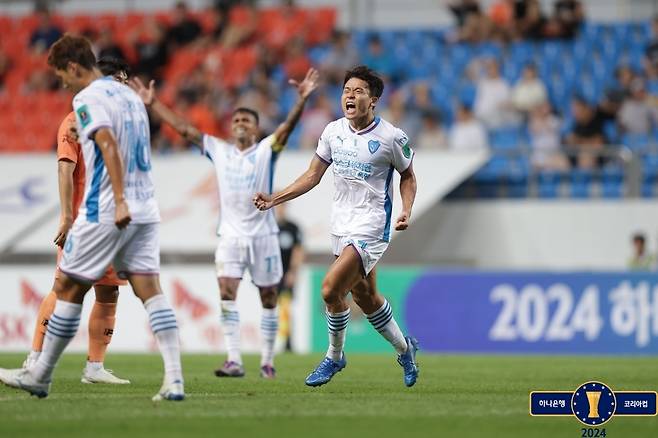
left=253, top=154, right=329, bottom=211
left=94, top=127, right=131, bottom=228
left=129, top=77, right=204, bottom=147
left=271, top=68, right=320, bottom=151
left=395, top=162, right=417, bottom=231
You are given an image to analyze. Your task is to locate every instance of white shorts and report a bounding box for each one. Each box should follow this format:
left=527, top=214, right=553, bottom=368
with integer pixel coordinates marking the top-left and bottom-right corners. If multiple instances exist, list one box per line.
left=59, top=220, right=160, bottom=284
left=215, top=234, right=283, bottom=287
left=331, top=234, right=389, bottom=276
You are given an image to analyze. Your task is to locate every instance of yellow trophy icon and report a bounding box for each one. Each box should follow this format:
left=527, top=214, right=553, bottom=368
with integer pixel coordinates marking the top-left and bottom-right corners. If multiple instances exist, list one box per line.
left=586, top=391, right=601, bottom=418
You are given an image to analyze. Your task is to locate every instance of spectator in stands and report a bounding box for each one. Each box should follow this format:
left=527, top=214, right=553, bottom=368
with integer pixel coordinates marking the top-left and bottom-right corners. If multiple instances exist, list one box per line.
left=474, top=58, right=517, bottom=129
left=166, top=1, right=202, bottom=49
left=221, top=2, right=258, bottom=48
left=613, top=65, right=636, bottom=97
left=407, top=82, right=441, bottom=134
left=95, top=28, right=126, bottom=62
left=488, top=0, right=514, bottom=42
left=618, top=78, right=658, bottom=135
left=628, top=232, right=655, bottom=270
left=300, top=93, right=334, bottom=149
left=544, top=0, right=584, bottom=39
left=529, top=102, right=568, bottom=170
left=380, top=88, right=417, bottom=137
left=29, top=7, right=62, bottom=53
left=644, top=16, right=658, bottom=75
left=446, top=0, right=491, bottom=43
left=449, top=103, right=489, bottom=152
left=283, top=37, right=312, bottom=82
left=512, top=63, right=548, bottom=116
left=131, top=18, right=169, bottom=79
left=416, top=109, right=448, bottom=149
left=320, top=30, right=359, bottom=86
left=361, top=35, right=396, bottom=82
left=515, top=0, right=546, bottom=40
left=565, top=96, right=607, bottom=169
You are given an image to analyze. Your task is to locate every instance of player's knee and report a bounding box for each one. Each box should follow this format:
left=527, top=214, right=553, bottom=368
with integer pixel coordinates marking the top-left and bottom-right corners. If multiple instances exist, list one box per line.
left=321, top=278, right=341, bottom=304
left=259, top=287, right=278, bottom=308
left=94, top=285, right=119, bottom=303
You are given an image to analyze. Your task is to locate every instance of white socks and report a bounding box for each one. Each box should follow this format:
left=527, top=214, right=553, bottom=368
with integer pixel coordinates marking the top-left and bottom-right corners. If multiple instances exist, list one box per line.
left=260, top=307, right=278, bottom=367
left=325, top=308, right=350, bottom=361
left=145, top=294, right=183, bottom=384
left=366, top=299, right=407, bottom=355
left=32, top=300, right=82, bottom=382
left=220, top=300, right=242, bottom=364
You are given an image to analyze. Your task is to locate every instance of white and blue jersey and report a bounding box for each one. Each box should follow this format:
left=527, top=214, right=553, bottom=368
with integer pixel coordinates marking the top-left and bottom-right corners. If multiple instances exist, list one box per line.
left=202, top=134, right=279, bottom=238
left=73, top=77, right=160, bottom=224
left=316, top=117, right=414, bottom=242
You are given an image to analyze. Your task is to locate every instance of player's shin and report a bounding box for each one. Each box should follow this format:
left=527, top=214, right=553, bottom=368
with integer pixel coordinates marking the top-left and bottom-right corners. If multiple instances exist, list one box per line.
left=220, top=300, right=242, bottom=364
left=326, top=308, right=350, bottom=361
left=87, top=301, right=117, bottom=363
left=366, top=299, right=407, bottom=354
left=31, top=300, right=82, bottom=382
left=260, top=307, right=278, bottom=367
left=144, top=294, right=183, bottom=384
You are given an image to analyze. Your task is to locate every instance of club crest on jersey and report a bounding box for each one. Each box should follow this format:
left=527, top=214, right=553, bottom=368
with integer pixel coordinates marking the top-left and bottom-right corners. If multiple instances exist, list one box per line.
left=368, top=140, right=380, bottom=154
left=76, top=105, right=91, bottom=128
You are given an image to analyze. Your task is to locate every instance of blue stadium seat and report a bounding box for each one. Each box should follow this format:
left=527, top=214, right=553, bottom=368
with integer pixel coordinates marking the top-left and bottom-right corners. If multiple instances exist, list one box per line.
left=622, top=133, right=650, bottom=152
left=603, top=121, right=619, bottom=144
left=642, top=182, right=654, bottom=197
left=537, top=171, right=562, bottom=198
left=601, top=166, right=624, bottom=198
left=570, top=169, right=593, bottom=198
left=489, top=128, right=522, bottom=151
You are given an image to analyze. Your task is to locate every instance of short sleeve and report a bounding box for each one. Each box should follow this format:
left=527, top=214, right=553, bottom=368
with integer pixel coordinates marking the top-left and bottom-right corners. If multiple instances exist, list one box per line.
left=202, top=134, right=230, bottom=162
left=73, top=93, right=112, bottom=143
left=315, top=125, right=332, bottom=164
left=57, top=112, right=80, bottom=163
left=391, top=128, right=414, bottom=173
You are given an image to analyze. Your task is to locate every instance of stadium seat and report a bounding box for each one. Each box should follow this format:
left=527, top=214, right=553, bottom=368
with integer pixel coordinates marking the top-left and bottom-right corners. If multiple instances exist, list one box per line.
left=570, top=169, right=593, bottom=198
left=601, top=166, right=624, bottom=198
left=537, top=170, right=562, bottom=198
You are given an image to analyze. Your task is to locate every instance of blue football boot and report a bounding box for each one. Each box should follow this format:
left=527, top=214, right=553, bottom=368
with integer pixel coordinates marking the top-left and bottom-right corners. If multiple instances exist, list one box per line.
left=397, top=336, right=419, bottom=387
left=305, top=354, right=347, bottom=387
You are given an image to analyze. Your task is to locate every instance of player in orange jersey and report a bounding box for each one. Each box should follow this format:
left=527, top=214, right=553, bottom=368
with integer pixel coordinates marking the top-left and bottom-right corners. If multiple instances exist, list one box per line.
left=22, top=58, right=131, bottom=385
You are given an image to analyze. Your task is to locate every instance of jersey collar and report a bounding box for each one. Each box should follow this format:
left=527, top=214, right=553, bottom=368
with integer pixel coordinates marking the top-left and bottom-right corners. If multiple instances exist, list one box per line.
left=347, top=117, right=381, bottom=135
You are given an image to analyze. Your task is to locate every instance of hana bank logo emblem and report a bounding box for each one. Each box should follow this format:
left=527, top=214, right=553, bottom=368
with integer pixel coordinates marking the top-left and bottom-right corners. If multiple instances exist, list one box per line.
left=530, top=380, right=657, bottom=426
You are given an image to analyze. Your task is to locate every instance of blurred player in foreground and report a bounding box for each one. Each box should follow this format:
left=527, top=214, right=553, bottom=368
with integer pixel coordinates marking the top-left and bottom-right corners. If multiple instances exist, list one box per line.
left=22, top=58, right=132, bottom=385
left=254, top=66, right=419, bottom=387
left=0, top=35, right=184, bottom=401
left=130, top=68, right=319, bottom=378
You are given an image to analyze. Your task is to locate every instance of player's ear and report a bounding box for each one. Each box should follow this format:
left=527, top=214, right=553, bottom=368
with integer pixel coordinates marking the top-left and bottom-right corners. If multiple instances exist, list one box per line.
left=370, top=96, right=379, bottom=109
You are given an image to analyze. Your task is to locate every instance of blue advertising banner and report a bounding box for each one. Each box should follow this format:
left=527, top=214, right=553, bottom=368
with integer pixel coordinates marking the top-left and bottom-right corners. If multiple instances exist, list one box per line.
left=404, top=272, right=658, bottom=354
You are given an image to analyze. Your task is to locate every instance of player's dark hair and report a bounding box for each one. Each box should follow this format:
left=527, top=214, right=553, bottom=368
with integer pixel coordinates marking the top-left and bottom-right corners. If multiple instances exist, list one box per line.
left=47, top=33, right=96, bottom=71
left=633, top=233, right=646, bottom=243
left=97, top=57, right=130, bottom=77
left=233, top=107, right=260, bottom=125
left=343, top=65, right=384, bottom=98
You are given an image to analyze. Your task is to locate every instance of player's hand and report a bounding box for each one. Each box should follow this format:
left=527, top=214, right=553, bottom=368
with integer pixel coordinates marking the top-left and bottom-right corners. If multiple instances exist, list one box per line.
left=129, top=77, right=156, bottom=106
left=115, top=200, right=132, bottom=229
left=394, top=211, right=410, bottom=231
left=253, top=192, right=274, bottom=211
left=289, top=68, right=319, bottom=100
left=53, top=216, right=73, bottom=248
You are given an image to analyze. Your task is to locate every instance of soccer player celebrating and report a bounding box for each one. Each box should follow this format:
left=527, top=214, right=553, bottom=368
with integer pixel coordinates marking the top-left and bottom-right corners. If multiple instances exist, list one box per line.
left=253, top=66, right=419, bottom=387
left=22, top=58, right=132, bottom=386
left=130, top=68, right=319, bottom=378
left=0, top=35, right=184, bottom=401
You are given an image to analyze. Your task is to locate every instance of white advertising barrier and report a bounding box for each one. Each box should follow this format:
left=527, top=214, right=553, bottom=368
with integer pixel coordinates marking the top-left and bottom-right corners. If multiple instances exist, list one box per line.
left=0, top=264, right=312, bottom=353
left=2, top=151, right=486, bottom=254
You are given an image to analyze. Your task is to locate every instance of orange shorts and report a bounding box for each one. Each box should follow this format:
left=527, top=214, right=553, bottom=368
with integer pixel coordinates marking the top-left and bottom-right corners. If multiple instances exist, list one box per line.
left=56, top=247, right=127, bottom=287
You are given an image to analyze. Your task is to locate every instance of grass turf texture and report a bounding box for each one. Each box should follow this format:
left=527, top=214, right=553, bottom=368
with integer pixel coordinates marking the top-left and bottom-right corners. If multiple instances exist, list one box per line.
left=0, top=353, right=656, bottom=438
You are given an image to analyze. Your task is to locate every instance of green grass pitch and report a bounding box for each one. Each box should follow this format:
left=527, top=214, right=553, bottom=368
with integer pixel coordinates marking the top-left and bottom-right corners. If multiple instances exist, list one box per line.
left=0, top=353, right=656, bottom=438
